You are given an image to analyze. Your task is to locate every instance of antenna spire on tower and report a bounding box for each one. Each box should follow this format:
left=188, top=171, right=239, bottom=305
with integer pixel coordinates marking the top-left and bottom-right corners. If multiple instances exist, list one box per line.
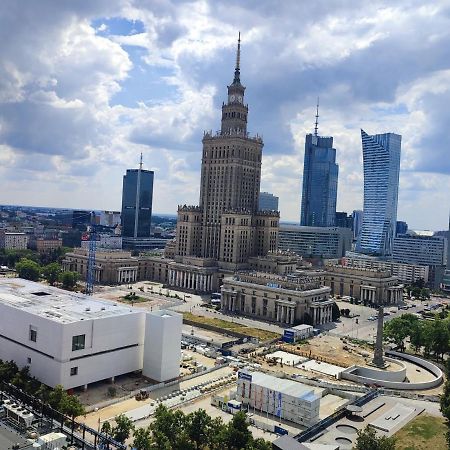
left=314, top=97, right=320, bottom=136
left=139, top=152, right=143, bottom=170
left=233, top=32, right=241, bottom=84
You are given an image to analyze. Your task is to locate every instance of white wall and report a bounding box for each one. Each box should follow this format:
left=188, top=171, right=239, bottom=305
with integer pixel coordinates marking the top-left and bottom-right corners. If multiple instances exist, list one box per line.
left=0, top=302, right=146, bottom=389
left=143, top=311, right=182, bottom=382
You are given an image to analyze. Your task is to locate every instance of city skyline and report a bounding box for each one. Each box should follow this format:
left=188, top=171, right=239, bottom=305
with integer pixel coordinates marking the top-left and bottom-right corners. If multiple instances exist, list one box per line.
left=1, top=1, right=450, bottom=230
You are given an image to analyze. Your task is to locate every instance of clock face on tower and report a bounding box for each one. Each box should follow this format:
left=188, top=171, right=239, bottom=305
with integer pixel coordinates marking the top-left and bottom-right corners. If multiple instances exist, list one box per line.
left=238, top=95, right=243, bottom=103
left=230, top=95, right=235, bottom=102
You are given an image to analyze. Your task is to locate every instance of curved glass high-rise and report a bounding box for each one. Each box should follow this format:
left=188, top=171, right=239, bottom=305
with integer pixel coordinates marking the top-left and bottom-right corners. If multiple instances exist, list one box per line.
left=356, top=130, right=401, bottom=256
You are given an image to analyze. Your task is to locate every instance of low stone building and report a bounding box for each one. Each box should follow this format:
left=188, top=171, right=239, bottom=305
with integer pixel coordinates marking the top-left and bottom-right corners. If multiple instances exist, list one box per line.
left=221, top=272, right=333, bottom=326
left=324, top=265, right=403, bottom=305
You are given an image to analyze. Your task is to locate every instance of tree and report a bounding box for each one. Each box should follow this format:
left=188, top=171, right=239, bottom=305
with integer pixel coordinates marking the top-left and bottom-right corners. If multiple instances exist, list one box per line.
left=410, top=322, right=423, bottom=353
left=59, top=271, right=79, bottom=289
left=355, top=426, right=396, bottom=450
left=43, top=262, right=61, bottom=285
left=440, top=358, right=450, bottom=447
left=15, top=258, right=41, bottom=281
left=101, top=421, right=112, bottom=435
left=331, top=302, right=340, bottom=321
left=224, top=412, right=253, bottom=450
left=61, top=393, right=85, bottom=418
left=430, top=319, right=449, bottom=360
left=112, top=414, right=134, bottom=444
left=383, top=314, right=418, bottom=351
left=132, top=427, right=152, bottom=450
left=185, top=409, right=212, bottom=449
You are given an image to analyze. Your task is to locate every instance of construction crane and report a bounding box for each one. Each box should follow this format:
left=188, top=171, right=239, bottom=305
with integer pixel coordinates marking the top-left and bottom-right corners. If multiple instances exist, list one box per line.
left=81, top=212, right=97, bottom=295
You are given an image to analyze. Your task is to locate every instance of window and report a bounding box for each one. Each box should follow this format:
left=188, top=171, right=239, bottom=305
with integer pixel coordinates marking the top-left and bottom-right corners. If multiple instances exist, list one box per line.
left=72, top=334, right=86, bottom=351
left=70, top=367, right=78, bottom=376
left=29, top=326, right=37, bottom=342
left=27, top=357, right=32, bottom=364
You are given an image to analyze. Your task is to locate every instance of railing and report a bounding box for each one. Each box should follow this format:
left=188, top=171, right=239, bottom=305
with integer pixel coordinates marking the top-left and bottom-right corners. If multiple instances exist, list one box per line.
left=294, top=389, right=378, bottom=443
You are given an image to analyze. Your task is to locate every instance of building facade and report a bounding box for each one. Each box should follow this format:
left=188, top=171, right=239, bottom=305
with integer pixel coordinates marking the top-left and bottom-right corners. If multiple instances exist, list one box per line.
left=259, top=191, right=279, bottom=211
left=392, top=234, right=447, bottom=288
left=335, top=211, right=353, bottom=229
left=278, top=225, right=352, bottom=259
left=356, top=130, right=402, bottom=256
left=352, top=210, right=364, bottom=242
left=221, top=272, right=333, bottom=326
left=0, top=279, right=145, bottom=390
left=337, top=255, right=429, bottom=285
left=0, top=231, right=28, bottom=250
left=324, top=265, right=403, bottom=306
left=396, top=221, right=408, bottom=236
left=300, top=130, right=339, bottom=227
left=121, top=165, right=154, bottom=239
left=237, top=370, right=320, bottom=426
left=31, top=238, right=63, bottom=253
left=170, top=35, right=279, bottom=292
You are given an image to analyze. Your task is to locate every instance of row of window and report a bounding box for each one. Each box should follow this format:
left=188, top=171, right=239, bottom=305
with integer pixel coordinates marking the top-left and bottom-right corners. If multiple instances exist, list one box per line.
left=29, top=327, right=85, bottom=352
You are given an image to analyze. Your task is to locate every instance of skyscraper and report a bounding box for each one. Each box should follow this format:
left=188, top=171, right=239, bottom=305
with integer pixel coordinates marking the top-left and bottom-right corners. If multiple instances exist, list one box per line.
left=300, top=103, right=339, bottom=227
left=356, top=130, right=401, bottom=256
left=352, top=210, right=364, bottom=241
left=172, top=34, right=279, bottom=290
left=259, top=191, right=279, bottom=211
left=121, top=156, right=154, bottom=239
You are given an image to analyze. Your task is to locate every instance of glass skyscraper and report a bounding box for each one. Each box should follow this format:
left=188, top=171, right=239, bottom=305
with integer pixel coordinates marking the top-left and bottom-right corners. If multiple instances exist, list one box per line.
left=356, top=130, right=401, bottom=256
left=300, top=134, right=338, bottom=227
left=121, top=168, right=154, bottom=238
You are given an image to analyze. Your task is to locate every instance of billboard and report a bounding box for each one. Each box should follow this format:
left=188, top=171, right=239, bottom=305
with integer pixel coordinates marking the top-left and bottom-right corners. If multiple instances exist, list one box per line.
left=238, top=372, right=253, bottom=382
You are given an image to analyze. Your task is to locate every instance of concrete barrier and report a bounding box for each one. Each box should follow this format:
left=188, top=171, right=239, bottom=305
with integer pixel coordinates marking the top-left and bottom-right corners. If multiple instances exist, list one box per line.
left=341, top=352, right=443, bottom=390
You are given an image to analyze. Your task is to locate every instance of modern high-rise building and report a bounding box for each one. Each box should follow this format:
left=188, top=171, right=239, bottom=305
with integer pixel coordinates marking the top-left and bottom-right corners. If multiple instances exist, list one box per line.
left=356, top=130, right=401, bottom=256
left=396, top=221, right=408, bottom=236
left=335, top=211, right=353, bottom=229
left=352, top=210, right=364, bottom=241
left=259, top=191, right=279, bottom=211
left=300, top=105, right=339, bottom=227
left=121, top=157, right=154, bottom=239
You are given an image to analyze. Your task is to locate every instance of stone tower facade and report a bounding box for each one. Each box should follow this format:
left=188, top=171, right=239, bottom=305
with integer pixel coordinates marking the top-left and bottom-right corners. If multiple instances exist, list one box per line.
left=175, top=34, right=279, bottom=273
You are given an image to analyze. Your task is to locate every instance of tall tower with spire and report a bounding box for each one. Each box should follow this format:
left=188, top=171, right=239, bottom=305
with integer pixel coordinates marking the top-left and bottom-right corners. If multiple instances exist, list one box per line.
left=175, top=34, right=279, bottom=268
left=300, top=103, right=339, bottom=227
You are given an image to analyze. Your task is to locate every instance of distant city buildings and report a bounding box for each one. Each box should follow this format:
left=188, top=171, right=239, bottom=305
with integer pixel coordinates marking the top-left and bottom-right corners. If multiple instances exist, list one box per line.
left=278, top=225, right=352, bottom=259
left=352, top=210, right=364, bottom=241
left=396, top=220, right=408, bottom=236
left=259, top=191, right=279, bottom=211
left=121, top=157, right=154, bottom=249
left=356, top=130, right=401, bottom=256
left=391, top=233, right=447, bottom=289
left=0, top=231, right=28, bottom=250
left=29, top=237, right=63, bottom=253
left=300, top=107, right=338, bottom=227
left=335, top=211, right=353, bottom=229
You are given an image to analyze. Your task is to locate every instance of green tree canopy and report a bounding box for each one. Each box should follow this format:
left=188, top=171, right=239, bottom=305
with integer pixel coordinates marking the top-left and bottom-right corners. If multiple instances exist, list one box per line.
left=112, top=414, right=134, bottom=444
left=355, top=426, right=396, bottom=450
left=43, top=262, right=61, bottom=285
left=15, top=258, right=41, bottom=281
left=59, top=271, right=79, bottom=289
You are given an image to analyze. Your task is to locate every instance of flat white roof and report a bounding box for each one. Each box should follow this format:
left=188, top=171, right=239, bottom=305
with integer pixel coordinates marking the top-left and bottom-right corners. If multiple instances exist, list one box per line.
left=242, top=371, right=319, bottom=402
left=0, top=278, right=140, bottom=324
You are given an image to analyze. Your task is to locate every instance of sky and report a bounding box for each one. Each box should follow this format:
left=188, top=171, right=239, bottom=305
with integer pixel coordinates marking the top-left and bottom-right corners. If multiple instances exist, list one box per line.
left=1, top=0, right=450, bottom=230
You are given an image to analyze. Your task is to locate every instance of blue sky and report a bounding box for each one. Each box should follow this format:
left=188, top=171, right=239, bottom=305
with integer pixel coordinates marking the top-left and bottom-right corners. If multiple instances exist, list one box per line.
left=0, top=0, right=450, bottom=230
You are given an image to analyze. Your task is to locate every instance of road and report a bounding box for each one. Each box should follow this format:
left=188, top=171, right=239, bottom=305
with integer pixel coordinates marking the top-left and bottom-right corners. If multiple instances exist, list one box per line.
left=320, top=296, right=448, bottom=341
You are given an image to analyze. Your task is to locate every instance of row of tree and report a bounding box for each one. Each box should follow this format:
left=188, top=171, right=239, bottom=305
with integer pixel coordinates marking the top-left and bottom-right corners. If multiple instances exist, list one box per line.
left=15, top=258, right=79, bottom=289
left=440, top=359, right=450, bottom=448
left=101, top=405, right=271, bottom=450
left=383, top=313, right=450, bottom=359
left=0, top=247, right=70, bottom=268
left=0, top=359, right=85, bottom=418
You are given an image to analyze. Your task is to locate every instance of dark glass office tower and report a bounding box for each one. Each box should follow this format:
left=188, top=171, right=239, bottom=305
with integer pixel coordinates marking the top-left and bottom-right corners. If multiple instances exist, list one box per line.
left=121, top=167, right=154, bottom=238
left=300, top=134, right=339, bottom=227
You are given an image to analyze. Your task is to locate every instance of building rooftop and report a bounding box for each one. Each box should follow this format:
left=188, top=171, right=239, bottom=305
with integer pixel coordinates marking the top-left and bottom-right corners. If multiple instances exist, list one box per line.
left=0, top=278, right=139, bottom=324
left=243, top=371, right=319, bottom=402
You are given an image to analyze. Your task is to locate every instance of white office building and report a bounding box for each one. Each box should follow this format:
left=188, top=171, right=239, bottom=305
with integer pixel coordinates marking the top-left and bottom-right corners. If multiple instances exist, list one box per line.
left=143, top=310, right=182, bottom=382
left=236, top=370, right=320, bottom=426
left=0, top=279, right=181, bottom=389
